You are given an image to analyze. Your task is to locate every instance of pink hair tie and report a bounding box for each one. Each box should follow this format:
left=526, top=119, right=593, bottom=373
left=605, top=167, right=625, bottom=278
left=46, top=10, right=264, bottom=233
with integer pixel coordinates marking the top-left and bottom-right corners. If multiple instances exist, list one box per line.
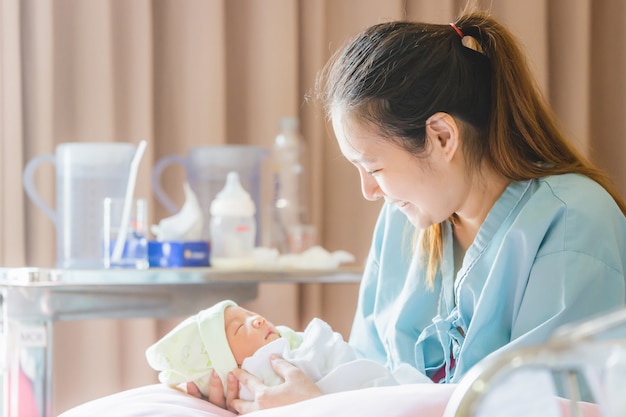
left=449, top=23, right=464, bottom=39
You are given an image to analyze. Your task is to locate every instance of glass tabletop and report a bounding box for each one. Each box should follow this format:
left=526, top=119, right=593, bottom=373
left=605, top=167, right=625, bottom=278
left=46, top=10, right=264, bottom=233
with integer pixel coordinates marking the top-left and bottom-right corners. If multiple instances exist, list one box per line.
left=0, top=266, right=363, bottom=286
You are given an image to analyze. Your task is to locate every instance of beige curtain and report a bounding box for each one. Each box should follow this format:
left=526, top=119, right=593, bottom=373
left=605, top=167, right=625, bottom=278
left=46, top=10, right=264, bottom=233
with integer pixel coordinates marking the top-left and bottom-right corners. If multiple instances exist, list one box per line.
left=2, top=0, right=625, bottom=414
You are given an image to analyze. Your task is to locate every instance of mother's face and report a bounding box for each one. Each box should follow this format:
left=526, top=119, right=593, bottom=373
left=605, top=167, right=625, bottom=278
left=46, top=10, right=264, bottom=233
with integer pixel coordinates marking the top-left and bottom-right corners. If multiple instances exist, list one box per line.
left=331, top=109, right=466, bottom=229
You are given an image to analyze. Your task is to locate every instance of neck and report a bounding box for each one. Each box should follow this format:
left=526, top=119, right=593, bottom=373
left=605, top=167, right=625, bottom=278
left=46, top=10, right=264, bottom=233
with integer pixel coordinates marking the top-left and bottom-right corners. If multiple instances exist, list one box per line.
left=452, top=166, right=509, bottom=250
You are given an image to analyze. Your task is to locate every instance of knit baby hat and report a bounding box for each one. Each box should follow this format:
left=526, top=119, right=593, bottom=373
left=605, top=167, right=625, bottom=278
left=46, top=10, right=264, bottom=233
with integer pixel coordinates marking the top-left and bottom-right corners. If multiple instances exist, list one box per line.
left=145, top=299, right=238, bottom=395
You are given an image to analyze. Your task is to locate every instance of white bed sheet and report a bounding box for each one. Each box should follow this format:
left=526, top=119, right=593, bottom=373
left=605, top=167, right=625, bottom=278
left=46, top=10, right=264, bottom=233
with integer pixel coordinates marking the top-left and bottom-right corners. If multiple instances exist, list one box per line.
left=57, top=382, right=602, bottom=417
left=57, top=383, right=453, bottom=417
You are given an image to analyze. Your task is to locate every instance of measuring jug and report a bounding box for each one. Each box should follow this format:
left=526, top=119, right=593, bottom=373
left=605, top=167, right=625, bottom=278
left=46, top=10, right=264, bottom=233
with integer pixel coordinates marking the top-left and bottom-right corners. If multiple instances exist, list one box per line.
left=152, top=145, right=268, bottom=241
left=23, top=142, right=136, bottom=269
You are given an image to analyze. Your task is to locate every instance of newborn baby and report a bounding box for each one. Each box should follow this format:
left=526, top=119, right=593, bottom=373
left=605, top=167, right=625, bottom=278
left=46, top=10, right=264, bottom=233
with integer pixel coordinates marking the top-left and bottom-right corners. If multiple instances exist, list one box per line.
left=145, top=300, right=430, bottom=400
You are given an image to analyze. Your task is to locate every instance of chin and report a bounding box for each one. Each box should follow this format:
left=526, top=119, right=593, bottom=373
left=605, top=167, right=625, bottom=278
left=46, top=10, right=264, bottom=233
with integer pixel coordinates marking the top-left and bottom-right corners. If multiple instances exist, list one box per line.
left=408, top=214, right=437, bottom=230
left=400, top=209, right=424, bottom=228
left=407, top=217, right=424, bottom=228
left=398, top=204, right=434, bottom=230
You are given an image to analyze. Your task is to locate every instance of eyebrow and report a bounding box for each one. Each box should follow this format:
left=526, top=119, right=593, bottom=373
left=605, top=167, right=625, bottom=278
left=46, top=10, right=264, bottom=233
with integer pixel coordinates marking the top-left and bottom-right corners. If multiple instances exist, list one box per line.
left=349, top=155, right=378, bottom=165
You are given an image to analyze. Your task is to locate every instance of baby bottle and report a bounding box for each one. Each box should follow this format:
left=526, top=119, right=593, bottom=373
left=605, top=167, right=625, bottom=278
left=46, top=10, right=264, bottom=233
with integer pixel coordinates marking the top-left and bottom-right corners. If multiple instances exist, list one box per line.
left=210, top=171, right=256, bottom=268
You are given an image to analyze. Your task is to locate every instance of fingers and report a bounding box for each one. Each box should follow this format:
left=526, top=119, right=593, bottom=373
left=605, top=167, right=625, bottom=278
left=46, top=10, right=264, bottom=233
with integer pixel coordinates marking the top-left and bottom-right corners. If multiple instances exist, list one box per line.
left=226, top=357, right=322, bottom=414
left=230, top=368, right=264, bottom=414
left=269, top=355, right=300, bottom=380
left=232, top=397, right=255, bottom=415
left=231, top=367, right=263, bottom=394
left=186, top=382, right=202, bottom=399
left=207, top=370, right=227, bottom=409
left=224, top=372, right=240, bottom=413
left=269, top=355, right=323, bottom=403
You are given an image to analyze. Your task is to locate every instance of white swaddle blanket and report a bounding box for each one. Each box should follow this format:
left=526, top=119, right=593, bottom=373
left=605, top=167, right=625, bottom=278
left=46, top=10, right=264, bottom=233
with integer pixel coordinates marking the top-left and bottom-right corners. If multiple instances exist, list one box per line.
left=239, top=318, right=431, bottom=400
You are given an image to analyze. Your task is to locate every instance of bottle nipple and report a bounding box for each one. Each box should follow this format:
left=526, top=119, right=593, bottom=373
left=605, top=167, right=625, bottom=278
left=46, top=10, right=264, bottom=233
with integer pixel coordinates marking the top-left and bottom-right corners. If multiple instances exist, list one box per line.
left=210, top=171, right=256, bottom=217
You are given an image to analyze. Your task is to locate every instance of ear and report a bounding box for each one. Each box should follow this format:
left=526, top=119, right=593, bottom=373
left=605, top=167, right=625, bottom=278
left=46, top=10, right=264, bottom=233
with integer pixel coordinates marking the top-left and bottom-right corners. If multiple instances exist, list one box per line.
left=425, top=112, right=459, bottom=162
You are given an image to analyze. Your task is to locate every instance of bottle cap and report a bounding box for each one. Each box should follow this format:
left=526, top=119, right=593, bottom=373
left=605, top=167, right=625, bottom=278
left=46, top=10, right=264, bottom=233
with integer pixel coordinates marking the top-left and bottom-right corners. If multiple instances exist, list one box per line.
left=210, top=171, right=256, bottom=217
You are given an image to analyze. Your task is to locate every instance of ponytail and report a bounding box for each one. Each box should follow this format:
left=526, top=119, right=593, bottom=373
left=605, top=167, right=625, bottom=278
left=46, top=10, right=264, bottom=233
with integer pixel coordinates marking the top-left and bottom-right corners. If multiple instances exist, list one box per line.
left=320, top=10, right=626, bottom=289
left=453, top=12, right=626, bottom=210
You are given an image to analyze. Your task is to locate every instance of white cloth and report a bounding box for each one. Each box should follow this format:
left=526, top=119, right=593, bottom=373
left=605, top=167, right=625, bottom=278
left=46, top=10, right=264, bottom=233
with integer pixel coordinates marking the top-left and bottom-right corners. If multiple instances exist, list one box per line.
left=239, top=318, right=431, bottom=400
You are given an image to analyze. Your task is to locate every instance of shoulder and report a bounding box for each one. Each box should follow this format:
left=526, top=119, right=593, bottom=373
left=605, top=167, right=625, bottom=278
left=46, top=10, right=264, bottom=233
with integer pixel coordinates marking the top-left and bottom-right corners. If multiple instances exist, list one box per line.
left=531, top=174, right=623, bottom=227
left=520, top=174, right=626, bottom=262
left=536, top=174, right=618, bottom=207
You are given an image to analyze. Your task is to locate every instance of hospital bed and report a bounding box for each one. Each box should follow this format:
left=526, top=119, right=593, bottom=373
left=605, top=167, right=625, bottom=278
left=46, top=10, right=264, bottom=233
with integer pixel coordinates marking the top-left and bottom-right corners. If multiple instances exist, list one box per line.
left=446, top=307, right=626, bottom=417
left=57, top=307, right=626, bottom=417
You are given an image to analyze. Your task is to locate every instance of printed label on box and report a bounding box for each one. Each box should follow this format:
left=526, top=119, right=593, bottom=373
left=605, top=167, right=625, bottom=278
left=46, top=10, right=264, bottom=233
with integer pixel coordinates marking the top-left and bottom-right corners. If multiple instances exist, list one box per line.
left=19, top=325, right=47, bottom=347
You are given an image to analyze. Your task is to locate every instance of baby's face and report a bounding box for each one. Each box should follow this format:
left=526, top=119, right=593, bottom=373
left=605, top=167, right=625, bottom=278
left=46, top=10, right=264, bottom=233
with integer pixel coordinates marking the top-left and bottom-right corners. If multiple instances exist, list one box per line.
left=224, top=306, right=281, bottom=364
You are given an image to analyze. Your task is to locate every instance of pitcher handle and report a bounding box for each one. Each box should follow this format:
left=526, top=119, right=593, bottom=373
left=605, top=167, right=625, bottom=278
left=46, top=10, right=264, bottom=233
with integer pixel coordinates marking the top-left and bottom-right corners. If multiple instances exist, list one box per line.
left=152, top=155, right=187, bottom=214
left=22, top=154, right=57, bottom=225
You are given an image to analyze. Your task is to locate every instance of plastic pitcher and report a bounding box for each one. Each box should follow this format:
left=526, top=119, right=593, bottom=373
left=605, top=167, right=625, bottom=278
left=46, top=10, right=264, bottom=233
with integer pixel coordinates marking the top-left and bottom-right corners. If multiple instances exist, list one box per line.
left=152, top=145, right=268, bottom=241
left=23, top=142, right=137, bottom=269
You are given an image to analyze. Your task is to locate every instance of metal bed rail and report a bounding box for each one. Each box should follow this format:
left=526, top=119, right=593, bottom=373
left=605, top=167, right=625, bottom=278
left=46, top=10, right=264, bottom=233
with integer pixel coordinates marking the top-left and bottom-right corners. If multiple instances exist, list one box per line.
left=444, top=308, right=626, bottom=417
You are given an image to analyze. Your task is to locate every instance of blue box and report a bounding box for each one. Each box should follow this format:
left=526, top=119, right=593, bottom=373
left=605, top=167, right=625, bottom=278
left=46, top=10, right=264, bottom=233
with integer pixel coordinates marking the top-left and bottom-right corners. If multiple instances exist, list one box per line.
left=148, top=240, right=210, bottom=268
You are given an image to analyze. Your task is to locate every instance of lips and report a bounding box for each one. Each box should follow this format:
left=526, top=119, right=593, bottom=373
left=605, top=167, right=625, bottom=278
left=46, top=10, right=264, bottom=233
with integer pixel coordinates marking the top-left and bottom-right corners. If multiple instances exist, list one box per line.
left=265, top=329, right=275, bottom=340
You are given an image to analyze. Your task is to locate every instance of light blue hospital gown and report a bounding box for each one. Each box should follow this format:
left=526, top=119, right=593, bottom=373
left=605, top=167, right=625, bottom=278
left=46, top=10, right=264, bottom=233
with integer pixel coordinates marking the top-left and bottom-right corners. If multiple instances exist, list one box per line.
left=349, top=174, right=626, bottom=382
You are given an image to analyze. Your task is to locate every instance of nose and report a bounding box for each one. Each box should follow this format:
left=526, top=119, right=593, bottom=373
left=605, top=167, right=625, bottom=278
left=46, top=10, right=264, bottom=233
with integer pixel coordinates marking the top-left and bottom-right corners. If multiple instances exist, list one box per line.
left=249, top=315, right=266, bottom=329
left=359, top=169, right=383, bottom=201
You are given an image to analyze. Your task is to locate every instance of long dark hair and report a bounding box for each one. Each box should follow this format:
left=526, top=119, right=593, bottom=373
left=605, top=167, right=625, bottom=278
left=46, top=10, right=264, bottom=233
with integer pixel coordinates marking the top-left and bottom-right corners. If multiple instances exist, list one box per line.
left=319, top=11, right=626, bottom=286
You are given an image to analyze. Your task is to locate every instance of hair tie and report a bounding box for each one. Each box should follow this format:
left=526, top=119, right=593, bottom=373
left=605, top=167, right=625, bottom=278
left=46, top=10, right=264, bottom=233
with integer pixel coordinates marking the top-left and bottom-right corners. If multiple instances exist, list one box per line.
left=449, top=23, right=464, bottom=39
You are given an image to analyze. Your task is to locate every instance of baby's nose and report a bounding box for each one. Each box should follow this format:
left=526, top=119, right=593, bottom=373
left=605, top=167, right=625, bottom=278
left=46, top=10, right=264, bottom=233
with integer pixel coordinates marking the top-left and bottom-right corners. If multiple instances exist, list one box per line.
left=250, top=315, right=265, bottom=328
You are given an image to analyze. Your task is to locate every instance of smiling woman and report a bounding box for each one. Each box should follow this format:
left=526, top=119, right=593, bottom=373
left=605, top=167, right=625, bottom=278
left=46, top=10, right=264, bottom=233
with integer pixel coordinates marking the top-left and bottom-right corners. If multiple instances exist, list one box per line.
left=184, top=7, right=626, bottom=414
left=317, top=11, right=626, bottom=388
left=3, top=0, right=626, bottom=415
left=331, top=110, right=488, bottom=235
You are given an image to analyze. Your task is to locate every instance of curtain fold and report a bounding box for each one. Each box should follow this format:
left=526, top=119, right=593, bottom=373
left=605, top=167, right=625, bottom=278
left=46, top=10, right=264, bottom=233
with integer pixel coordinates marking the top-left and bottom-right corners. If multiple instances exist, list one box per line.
left=589, top=0, right=626, bottom=194
left=2, top=0, right=625, bottom=414
left=548, top=0, right=592, bottom=152
left=1, top=0, right=26, bottom=267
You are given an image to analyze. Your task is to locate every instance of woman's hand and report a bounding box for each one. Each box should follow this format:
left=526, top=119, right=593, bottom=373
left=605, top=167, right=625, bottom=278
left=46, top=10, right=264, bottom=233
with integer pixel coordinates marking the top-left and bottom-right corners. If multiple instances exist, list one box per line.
left=230, top=355, right=322, bottom=414
left=186, top=370, right=240, bottom=412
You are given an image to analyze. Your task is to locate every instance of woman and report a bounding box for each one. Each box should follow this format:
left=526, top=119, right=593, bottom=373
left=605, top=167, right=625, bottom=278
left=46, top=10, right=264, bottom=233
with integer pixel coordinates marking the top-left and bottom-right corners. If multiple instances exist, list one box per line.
left=196, top=10, right=626, bottom=414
